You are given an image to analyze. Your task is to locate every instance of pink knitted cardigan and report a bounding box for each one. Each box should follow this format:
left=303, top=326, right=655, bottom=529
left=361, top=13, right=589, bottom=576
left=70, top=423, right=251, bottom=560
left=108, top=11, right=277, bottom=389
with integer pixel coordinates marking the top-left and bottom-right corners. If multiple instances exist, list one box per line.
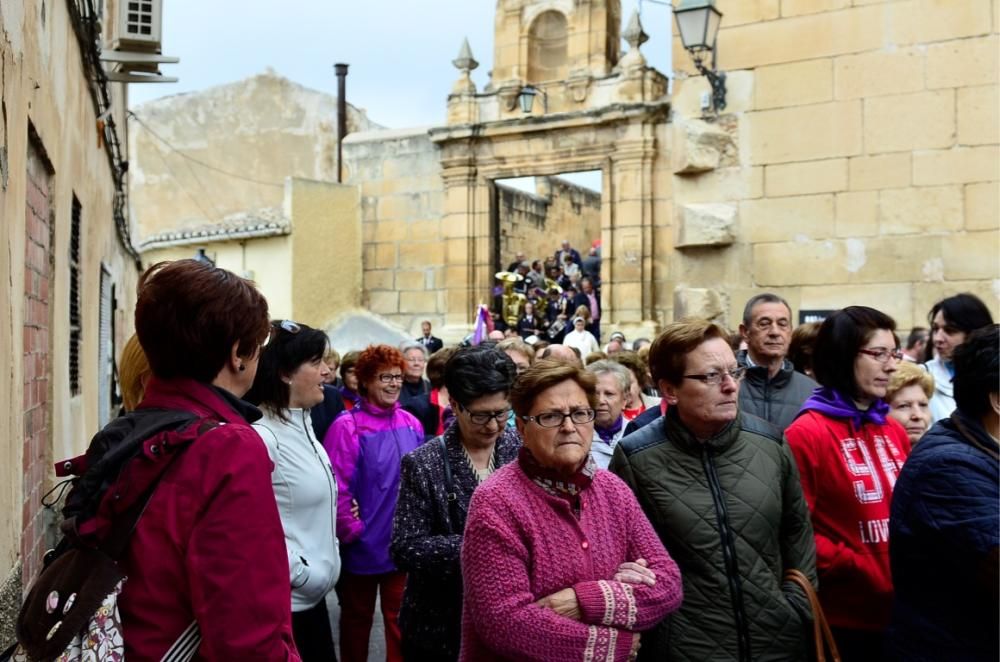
left=459, top=461, right=683, bottom=661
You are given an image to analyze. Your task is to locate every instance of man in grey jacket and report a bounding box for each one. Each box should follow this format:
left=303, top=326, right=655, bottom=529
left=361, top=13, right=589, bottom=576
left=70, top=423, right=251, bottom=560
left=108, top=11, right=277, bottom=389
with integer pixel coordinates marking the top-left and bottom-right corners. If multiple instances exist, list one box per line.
left=737, top=294, right=818, bottom=431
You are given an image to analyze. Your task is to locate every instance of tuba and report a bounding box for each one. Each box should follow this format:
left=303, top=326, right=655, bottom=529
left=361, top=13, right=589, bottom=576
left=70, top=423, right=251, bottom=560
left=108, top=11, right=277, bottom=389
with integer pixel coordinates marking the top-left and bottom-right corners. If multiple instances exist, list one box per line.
left=495, top=271, right=526, bottom=328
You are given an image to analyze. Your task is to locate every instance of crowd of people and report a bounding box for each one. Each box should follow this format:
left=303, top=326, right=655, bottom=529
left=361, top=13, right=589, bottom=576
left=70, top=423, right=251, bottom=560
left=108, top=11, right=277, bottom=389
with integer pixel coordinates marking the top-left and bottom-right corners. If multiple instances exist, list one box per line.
left=496, top=240, right=604, bottom=346
left=29, top=257, right=998, bottom=662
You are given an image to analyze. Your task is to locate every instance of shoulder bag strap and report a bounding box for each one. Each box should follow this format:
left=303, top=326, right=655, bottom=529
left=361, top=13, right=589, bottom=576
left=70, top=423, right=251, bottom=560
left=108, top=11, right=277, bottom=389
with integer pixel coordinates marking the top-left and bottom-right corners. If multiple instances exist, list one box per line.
left=438, top=437, right=459, bottom=535
left=101, top=420, right=219, bottom=560
left=784, top=569, right=841, bottom=662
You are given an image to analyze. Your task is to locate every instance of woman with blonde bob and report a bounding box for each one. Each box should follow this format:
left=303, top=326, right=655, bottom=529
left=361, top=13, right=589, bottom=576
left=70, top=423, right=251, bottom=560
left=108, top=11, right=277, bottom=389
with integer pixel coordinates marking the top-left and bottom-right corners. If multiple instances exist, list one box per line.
left=118, top=333, right=151, bottom=412
left=885, top=361, right=935, bottom=446
left=459, top=359, right=683, bottom=661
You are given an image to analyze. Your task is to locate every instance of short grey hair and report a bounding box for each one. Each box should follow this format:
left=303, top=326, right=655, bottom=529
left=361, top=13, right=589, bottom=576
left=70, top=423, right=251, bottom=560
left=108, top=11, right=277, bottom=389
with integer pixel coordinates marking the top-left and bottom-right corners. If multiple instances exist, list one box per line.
left=742, top=293, right=792, bottom=327
left=585, top=360, right=631, bottom=395
left=399, top=341, right=429, bottom=358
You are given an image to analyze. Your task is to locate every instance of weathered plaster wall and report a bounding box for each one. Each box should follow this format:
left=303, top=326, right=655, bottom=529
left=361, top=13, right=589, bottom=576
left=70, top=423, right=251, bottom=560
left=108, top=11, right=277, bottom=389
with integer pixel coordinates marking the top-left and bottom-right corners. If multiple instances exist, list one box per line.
left=497, top=176, right=602, bottom=266
left=129, top=70, right=380, bottom=241
left=140, top=178, right=360, bottom=329
left=290, top=178, right=362, bottom=328
left=669, top=0, right=999, bottom=327
left=0, top=0, right=138, bottom=628
left=141, top=235, right=293, bottom=320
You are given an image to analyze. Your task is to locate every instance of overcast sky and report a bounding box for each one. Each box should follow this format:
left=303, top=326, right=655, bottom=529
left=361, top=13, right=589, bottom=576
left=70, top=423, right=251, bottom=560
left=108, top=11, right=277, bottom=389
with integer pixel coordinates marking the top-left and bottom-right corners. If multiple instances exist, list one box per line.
left=129, top=0, right=676, bottom=129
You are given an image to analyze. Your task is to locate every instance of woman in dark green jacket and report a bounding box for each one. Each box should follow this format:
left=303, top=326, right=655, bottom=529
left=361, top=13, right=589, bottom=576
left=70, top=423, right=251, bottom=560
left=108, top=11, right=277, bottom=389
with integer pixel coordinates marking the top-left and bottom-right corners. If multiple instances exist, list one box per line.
left=610, top=318, right=817, bottom=662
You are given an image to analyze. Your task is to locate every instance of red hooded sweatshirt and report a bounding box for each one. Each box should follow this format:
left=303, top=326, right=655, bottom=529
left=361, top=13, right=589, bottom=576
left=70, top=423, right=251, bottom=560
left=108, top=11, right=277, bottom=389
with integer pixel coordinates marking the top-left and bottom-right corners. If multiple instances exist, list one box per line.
left=785, top=387, right=911, bottom=632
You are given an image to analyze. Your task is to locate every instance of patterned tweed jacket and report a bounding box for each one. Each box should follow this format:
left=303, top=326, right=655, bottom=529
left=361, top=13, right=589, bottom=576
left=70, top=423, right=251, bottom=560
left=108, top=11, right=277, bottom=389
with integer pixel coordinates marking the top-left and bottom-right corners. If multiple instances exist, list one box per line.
left=390, top=423, right=521, bottom=660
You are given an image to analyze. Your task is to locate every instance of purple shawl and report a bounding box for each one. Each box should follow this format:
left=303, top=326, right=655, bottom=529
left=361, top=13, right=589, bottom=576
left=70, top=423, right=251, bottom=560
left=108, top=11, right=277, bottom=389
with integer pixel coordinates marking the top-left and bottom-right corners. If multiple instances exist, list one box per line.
left=799, top=386, right=890, bottom=427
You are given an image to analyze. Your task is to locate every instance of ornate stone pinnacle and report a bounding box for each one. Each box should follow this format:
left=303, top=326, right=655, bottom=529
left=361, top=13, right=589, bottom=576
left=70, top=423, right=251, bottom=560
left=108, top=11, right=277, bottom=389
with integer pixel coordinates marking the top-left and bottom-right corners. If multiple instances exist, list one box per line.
left=452, top=37, right=479, bottom=73
left=623, top=10, right=649, bottom=52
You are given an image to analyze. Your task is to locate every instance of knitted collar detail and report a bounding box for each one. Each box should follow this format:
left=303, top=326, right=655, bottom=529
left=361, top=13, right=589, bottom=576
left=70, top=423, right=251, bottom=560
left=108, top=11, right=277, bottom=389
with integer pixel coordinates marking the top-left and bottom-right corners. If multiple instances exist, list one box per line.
left=517, top=446, right=596, bottom=502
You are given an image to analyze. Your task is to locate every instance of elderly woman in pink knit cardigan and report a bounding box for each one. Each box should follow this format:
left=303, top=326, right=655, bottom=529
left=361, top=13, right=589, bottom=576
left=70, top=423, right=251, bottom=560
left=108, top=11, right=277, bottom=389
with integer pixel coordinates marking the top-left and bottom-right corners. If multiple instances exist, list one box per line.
left=459, top=360, right=683, bottom=661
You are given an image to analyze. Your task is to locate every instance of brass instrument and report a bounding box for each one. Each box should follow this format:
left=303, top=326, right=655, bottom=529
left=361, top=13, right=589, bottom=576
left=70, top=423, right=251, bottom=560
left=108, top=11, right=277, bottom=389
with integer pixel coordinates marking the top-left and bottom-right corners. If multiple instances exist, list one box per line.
left=543, top=277, right=562, bottom=295
left=495, top=271, right=526, bottom=328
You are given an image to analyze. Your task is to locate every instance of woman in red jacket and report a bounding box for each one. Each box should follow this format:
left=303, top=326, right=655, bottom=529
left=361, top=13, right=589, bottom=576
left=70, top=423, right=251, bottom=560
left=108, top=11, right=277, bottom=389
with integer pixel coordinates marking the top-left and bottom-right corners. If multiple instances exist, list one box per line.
left=119, top=260, right=300, bottom=660
left=785, top=306, right=911, bottom=661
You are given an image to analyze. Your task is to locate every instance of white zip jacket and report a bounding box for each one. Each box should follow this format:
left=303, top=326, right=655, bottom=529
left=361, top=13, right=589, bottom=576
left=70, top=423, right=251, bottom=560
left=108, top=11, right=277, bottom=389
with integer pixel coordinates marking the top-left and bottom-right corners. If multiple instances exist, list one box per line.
left=923, top=359, right=955, bottom=424
left=254, top=408, right=340, bottom=611
left=590, top=421, right=626, bottom=470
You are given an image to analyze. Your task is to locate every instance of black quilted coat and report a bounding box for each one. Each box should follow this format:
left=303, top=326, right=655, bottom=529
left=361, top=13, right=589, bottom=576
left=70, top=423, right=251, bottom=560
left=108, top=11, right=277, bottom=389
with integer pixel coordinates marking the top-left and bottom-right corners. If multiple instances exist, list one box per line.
left=610, top=408, right=817, bottom=662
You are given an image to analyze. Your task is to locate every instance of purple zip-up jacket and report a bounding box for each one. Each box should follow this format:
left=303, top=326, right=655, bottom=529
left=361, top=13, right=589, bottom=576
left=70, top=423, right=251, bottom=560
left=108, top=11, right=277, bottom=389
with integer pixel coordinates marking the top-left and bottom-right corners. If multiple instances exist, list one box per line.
left=323, top=398, right=424, bottom=574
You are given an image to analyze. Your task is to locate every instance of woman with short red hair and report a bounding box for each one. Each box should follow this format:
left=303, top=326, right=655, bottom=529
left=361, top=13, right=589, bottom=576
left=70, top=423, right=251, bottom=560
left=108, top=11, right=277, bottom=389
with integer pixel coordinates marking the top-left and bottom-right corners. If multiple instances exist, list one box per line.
left=323, top=344, right=424, bottom=662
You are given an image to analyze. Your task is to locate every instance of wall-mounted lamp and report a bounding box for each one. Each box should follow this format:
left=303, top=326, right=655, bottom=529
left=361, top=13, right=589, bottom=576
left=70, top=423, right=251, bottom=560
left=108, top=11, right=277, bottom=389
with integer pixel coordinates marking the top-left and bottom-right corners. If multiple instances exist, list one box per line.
left=673, top=0, right=727, bottom=113
left=518, top=85, right=548, bottom=114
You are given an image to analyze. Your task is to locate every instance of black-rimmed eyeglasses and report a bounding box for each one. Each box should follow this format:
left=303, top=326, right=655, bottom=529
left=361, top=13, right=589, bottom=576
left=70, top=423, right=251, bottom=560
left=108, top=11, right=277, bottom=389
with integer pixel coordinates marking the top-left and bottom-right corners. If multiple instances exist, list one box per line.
left=520, top=408, right=596, bottom=428
left=458, top=403, right=510, bottom=426
left=683, top=367, right=746, bottom=386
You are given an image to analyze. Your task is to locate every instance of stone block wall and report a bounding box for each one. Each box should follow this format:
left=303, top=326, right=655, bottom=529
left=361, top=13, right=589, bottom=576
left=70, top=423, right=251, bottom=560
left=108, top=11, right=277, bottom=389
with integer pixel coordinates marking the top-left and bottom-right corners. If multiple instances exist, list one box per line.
left=344, top=129, right=447, bottom=334
left=497, top=176, right=602, bottom=266
left=670, top=0, right=999, bottom=328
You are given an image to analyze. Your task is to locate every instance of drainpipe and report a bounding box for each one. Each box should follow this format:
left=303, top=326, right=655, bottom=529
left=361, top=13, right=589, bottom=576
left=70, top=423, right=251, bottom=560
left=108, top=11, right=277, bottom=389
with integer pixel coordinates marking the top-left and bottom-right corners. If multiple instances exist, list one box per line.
left=334, top=63, right=349, bottom=183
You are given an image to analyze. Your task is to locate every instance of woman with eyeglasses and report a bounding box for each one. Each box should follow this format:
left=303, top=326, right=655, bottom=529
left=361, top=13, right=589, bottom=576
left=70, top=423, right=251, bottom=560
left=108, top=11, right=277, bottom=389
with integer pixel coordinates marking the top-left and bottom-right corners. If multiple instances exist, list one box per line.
left=323, top=344, right=424, bottom=662
left=459, top=359, right=683, bottom=662
left=609, top=318, right=816, bottom=661
left=390, top=344, right=521, bottom=660
left=245, top=320, right=340, bottom=661
left=785, top=306, right=912, bottom=660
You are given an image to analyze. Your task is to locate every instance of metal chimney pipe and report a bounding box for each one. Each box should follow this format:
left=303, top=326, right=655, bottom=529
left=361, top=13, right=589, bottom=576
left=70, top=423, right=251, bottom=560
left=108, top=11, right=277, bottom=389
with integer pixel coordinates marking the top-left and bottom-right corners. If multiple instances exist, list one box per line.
left=334, top=63, right=349, bottom=183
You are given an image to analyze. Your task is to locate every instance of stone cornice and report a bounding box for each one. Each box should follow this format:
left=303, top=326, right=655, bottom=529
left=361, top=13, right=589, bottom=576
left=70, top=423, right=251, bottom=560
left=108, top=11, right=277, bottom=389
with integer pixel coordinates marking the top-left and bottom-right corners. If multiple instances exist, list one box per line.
left=429, top=99, right=671, bottom=146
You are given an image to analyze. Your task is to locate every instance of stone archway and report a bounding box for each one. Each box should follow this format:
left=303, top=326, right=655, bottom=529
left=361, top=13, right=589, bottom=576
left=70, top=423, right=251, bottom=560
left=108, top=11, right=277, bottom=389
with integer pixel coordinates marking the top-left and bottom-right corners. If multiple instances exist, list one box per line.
left=429, top=98, right=670, bottom=338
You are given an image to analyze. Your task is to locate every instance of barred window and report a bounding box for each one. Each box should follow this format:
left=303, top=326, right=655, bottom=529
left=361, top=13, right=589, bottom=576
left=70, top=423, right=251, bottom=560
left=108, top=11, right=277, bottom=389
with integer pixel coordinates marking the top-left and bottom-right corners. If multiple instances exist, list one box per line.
left=69, top=196, right=82, bottom=395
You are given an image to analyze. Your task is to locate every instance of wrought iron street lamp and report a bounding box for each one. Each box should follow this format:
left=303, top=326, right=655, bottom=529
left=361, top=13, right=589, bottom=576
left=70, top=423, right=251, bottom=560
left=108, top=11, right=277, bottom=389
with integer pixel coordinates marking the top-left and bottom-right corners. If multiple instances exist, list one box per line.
left=518, top=85, right=548, bottom=114
left=673, top=0, right=727, bottom=112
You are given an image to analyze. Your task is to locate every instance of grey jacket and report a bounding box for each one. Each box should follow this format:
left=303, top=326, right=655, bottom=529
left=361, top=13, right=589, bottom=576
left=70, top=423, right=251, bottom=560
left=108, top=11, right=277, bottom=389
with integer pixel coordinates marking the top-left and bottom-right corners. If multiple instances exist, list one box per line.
left=736, top=350, right=817, bottom=432
left=610, top=408, right=817, bottom=662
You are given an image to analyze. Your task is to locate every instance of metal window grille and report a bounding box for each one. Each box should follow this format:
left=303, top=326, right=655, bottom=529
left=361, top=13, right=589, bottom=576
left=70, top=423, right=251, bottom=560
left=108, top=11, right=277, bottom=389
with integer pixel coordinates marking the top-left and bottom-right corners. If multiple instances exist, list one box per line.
left=98, top=265, right=114, bottom=425
left=69, top=196, right=82, bottom=395
left=125, top=0, right=155, bottom=36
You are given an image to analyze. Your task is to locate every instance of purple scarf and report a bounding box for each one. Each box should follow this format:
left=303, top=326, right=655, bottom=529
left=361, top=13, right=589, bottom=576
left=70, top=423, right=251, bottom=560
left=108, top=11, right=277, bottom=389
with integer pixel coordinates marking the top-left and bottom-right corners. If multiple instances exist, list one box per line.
left=595, top=415, right=624, bottom=444
left=799, top=386, right=890, bottom=427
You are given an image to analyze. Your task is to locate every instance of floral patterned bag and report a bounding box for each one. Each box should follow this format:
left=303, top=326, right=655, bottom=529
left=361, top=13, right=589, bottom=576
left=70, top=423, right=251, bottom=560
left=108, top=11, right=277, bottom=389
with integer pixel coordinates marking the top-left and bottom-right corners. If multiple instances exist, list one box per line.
left=11, top=579, right=125, bottom=662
